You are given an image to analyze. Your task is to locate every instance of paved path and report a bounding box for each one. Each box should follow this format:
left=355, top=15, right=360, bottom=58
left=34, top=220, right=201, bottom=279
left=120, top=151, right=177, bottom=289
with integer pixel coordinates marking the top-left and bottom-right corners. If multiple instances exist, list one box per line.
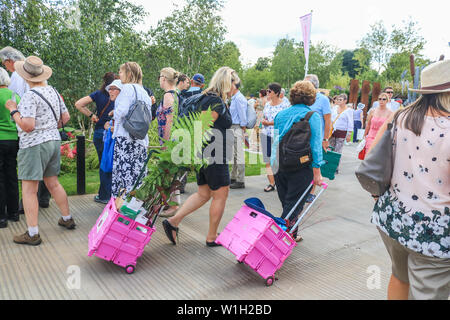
left=0, top=144, right=393, bottom=300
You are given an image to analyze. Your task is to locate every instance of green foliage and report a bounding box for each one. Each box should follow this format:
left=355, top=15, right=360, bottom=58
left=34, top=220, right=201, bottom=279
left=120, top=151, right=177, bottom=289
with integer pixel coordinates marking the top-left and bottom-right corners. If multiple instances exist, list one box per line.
left=241, top=67, right=274, bottom=96
left=144, top=0, right=237, bottom=95
left=135, top=109, right=214, bottom=203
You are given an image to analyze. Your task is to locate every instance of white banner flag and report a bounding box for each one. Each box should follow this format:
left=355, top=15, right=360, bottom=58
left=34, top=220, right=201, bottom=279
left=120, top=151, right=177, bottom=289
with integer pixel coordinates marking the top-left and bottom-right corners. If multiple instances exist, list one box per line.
left=300, top=12, right=312, bottom=77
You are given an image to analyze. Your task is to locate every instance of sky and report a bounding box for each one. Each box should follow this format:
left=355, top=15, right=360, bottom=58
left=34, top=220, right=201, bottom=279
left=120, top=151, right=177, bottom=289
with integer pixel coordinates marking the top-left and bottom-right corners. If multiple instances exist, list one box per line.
left=130, top=0, right=450, bottom=66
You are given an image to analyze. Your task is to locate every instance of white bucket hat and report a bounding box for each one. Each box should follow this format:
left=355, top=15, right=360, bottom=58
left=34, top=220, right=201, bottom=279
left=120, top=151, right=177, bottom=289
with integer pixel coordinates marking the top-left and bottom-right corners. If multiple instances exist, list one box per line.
left=105, top=79, right=123, bottom=91
left=409, top=59, right=450, bottom=94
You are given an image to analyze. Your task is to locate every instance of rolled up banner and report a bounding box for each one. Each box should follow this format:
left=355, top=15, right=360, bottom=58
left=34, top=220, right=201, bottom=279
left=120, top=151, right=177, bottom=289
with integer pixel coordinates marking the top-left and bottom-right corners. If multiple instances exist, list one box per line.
left=300, top=12, right=312, bottom=77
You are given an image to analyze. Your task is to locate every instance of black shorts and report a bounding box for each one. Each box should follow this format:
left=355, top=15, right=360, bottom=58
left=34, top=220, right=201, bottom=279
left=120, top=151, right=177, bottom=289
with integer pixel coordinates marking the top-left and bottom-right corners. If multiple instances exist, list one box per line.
left=196, top=163, right=230, bottom=191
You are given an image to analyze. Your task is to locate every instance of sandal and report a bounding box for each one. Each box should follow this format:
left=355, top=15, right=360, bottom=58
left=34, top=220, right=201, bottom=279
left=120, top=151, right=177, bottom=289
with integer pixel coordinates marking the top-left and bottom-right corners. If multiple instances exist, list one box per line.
left=264, top=184, right=275, bottom=192
left=162, top=219, right=178, bottom=245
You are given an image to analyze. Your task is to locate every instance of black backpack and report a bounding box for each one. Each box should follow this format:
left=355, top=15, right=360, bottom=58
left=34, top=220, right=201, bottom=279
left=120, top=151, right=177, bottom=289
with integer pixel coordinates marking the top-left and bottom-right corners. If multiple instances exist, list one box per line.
left=178, top=93, right=205, bottom=118
left=279, top=111, right=315, bottom=172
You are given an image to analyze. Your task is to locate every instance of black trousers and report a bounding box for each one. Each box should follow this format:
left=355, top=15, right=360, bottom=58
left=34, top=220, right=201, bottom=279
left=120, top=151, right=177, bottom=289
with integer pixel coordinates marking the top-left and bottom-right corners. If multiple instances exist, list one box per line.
left=275, top=166, right=313, bottom=223
left=0, top=140, right=19, bottom=219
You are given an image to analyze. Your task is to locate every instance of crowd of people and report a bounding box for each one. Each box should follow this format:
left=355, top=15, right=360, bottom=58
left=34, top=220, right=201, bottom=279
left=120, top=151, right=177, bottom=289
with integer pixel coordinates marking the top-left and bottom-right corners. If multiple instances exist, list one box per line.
left=0, top=44, right=448, bottom=300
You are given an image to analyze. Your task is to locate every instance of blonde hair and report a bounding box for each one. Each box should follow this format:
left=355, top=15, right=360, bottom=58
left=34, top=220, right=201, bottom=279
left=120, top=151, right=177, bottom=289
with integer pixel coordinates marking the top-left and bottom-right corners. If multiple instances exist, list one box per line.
left=378, top=92, right=390, bottom=102
left=120, top=62, right=143, bottom=85
left=204, top=66, right=239, bottom=101
left=160, top=67, right=180, bottom=86
left=438, top=92, right=450, bottom=112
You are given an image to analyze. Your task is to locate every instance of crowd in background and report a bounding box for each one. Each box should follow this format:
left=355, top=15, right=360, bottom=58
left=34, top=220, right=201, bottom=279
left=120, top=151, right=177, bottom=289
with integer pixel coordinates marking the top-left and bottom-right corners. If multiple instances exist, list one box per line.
left=0, top=44, right=448, bottom=300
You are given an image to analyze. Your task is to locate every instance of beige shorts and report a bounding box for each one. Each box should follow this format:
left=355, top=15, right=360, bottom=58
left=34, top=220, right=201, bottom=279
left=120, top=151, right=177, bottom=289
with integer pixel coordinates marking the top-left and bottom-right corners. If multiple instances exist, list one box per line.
left=378, top=228, right=450, bottom=300
left=18, top=140, right=61, bottom=181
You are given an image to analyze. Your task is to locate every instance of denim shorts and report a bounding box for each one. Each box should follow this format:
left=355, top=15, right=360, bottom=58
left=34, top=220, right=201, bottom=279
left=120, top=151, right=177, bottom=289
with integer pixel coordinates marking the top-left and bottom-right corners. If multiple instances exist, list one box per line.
left=18, top=140, right=61, bottom=181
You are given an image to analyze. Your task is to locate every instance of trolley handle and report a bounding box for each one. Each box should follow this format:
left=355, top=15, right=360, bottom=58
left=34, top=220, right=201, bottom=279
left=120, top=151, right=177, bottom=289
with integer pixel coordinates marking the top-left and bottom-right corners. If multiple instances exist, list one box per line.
left=287, top=181, right=328, bottom=234
left=284, top=181, right=328, bottom=222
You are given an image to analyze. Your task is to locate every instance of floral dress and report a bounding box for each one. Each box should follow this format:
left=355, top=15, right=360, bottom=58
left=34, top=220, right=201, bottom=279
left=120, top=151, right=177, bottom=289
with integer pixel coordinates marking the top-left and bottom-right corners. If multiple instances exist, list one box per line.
left=371, top=115, right=450, bottom=259
left=156, top=92, right=178, bottom=145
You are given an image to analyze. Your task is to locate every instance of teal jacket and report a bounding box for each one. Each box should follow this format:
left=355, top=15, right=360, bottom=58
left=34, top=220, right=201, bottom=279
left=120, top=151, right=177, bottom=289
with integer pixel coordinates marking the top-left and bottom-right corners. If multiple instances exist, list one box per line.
left=271, top=104, right=324, bottom=169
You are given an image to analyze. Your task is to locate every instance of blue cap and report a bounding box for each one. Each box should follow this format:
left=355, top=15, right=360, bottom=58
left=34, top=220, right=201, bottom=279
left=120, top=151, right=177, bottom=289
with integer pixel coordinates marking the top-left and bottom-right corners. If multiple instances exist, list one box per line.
left=192, top=73, right=205, bottom=84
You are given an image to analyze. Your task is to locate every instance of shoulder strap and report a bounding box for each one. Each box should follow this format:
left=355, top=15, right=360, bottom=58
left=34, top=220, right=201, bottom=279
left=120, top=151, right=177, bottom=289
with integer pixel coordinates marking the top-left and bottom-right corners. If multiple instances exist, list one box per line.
left=303, top=111, right=315, bottom=122
left=30, top=89, right=59, bottom=124
left=98, top=99, right=111, bottom=120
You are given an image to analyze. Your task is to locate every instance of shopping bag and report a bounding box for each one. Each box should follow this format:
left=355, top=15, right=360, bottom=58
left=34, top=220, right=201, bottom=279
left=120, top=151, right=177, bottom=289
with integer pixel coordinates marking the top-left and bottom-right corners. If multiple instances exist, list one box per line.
left=356, top=138, right=366, bottom=153
left=358, top=148, right=366, bottom=160
left=356, top=129, right=365, bottom=141
left=100, top=128, right=115, bottom=173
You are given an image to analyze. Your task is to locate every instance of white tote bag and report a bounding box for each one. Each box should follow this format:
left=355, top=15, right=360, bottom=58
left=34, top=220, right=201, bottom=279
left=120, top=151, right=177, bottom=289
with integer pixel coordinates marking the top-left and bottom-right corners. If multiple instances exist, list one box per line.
left=356, top=128, right=365, bottom=141
left=356, top=138, right=366, bottom=153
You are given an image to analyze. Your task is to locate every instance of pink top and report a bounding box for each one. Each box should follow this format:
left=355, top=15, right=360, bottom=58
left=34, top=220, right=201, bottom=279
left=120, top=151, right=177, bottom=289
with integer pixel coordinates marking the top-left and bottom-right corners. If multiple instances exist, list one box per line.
left=365, top=116, right=388, bottom=151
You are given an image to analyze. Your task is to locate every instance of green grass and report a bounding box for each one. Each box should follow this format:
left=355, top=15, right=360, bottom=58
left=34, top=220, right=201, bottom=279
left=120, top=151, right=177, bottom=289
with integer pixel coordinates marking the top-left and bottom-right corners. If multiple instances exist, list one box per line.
left=59, top=170, right=101, bottom=196
left=59, top=151, right=267, bottom=196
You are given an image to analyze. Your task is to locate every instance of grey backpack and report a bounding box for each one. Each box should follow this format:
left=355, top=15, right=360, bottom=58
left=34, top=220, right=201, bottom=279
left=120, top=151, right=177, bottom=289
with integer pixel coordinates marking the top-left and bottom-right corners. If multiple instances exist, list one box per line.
left=246, top=102, right=257, bottom=129
left=123, top=85, right=152, bottom=140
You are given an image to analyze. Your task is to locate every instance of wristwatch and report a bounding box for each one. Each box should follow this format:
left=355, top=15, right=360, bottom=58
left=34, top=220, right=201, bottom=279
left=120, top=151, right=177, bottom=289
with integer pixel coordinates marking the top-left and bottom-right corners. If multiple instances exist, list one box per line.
left=89, top=113, right=94, bottom=118
left=10, top=110, right=19, bottom=117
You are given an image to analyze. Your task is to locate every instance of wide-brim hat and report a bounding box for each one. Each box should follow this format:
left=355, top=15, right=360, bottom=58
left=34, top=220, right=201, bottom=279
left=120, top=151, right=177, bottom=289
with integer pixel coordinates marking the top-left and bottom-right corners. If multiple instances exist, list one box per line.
left=14, top=56, right=52, bottom=83
left=409, top=59, right=450, bottom=94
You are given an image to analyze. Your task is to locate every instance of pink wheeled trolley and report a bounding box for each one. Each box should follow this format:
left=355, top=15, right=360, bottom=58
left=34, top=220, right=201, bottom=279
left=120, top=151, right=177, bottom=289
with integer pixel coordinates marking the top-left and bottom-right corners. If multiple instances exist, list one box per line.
left=88, top=197, right=156, bottom=274
left=216, top=182, right=328, bottom=286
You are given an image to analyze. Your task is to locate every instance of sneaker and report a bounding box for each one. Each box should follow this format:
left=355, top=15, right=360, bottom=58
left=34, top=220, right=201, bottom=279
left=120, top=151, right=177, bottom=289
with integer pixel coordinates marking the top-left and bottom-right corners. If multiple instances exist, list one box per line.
left=230, top=182, right=245, bottom=189
left=0, top=219, right=7, bottom=229
left=13, top=231, right=42, bottom=246
left=94, top=195, right=109, bottom=204
left=58, top=217, right=76, bottom=230
left=39, top=201, right=49, bottom=208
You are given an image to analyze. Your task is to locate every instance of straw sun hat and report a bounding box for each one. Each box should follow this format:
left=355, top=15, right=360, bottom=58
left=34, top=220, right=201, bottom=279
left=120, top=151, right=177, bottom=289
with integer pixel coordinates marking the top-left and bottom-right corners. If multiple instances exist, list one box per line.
left=409, top=59, right=450, bottom=94
left=14, top=56, right=52, bottom=83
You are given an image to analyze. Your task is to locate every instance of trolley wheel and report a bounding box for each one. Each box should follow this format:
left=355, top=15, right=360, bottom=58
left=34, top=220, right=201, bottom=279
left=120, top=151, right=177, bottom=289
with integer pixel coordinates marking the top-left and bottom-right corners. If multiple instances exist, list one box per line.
left=265, top=276, right=275, bottom=287
left=125, top=265, right=135, bottom=274
left=237, top=260, right=244, bottom=264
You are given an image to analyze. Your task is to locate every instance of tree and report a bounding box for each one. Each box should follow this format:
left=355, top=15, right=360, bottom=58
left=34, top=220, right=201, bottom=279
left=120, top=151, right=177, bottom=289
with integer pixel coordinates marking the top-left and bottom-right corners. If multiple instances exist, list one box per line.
left=270, top=38, right=304, bottom=90
left=359, top=20, right=390, bottom=74
left=241, top=67, right=274, bottom=96
left=146, top=0, right=228, bottom=89
left=254, top=57, right=271, bottom=71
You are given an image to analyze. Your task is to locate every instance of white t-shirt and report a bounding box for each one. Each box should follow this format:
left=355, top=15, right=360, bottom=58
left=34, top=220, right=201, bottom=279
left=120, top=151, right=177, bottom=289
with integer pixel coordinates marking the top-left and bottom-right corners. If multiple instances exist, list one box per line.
left=9, top=71, right=30, bottom=98
left=331, top=107, right=354, bottom=132
left=17, top=86, right=68, bottom=149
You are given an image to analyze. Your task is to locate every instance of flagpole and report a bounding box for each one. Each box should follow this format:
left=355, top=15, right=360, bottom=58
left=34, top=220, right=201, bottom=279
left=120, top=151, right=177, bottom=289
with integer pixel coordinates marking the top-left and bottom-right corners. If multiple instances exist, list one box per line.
left=302, top=10, right=313, bottom=79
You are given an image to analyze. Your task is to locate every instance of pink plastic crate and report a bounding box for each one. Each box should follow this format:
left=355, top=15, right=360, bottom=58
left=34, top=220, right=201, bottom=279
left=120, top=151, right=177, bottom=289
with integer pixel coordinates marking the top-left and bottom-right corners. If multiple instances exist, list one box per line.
left=88, top=198, right=155, bottom=274
left=216, top=205, right=297, bottom=285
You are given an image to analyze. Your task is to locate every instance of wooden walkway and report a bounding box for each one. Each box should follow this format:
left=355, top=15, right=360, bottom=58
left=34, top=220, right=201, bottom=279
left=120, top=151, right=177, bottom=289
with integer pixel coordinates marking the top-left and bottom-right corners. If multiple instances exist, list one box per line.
left=0, top=144, right=393, bottom=300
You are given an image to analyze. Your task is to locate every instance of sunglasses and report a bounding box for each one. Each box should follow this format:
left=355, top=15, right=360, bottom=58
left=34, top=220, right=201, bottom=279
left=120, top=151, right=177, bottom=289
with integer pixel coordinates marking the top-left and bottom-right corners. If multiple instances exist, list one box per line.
left=379, top=98, right=388, bottom=101
left=108, top=88, right=120, bottom=92
left=267, top=89, right=272, bottom=93
left=385, top=91, right=394, bottom=94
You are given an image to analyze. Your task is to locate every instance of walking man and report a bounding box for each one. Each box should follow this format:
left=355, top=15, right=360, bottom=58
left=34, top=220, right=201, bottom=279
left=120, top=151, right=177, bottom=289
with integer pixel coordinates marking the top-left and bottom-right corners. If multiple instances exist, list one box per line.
left=229, top=75, right=247, bottom=189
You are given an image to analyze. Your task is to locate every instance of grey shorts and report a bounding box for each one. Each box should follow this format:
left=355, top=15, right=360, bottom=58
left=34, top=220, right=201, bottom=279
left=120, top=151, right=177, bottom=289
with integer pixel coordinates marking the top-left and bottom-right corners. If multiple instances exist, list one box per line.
left=378, top=228, right=450, bottom=300
left=18, top=140, right=61, bottom=181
